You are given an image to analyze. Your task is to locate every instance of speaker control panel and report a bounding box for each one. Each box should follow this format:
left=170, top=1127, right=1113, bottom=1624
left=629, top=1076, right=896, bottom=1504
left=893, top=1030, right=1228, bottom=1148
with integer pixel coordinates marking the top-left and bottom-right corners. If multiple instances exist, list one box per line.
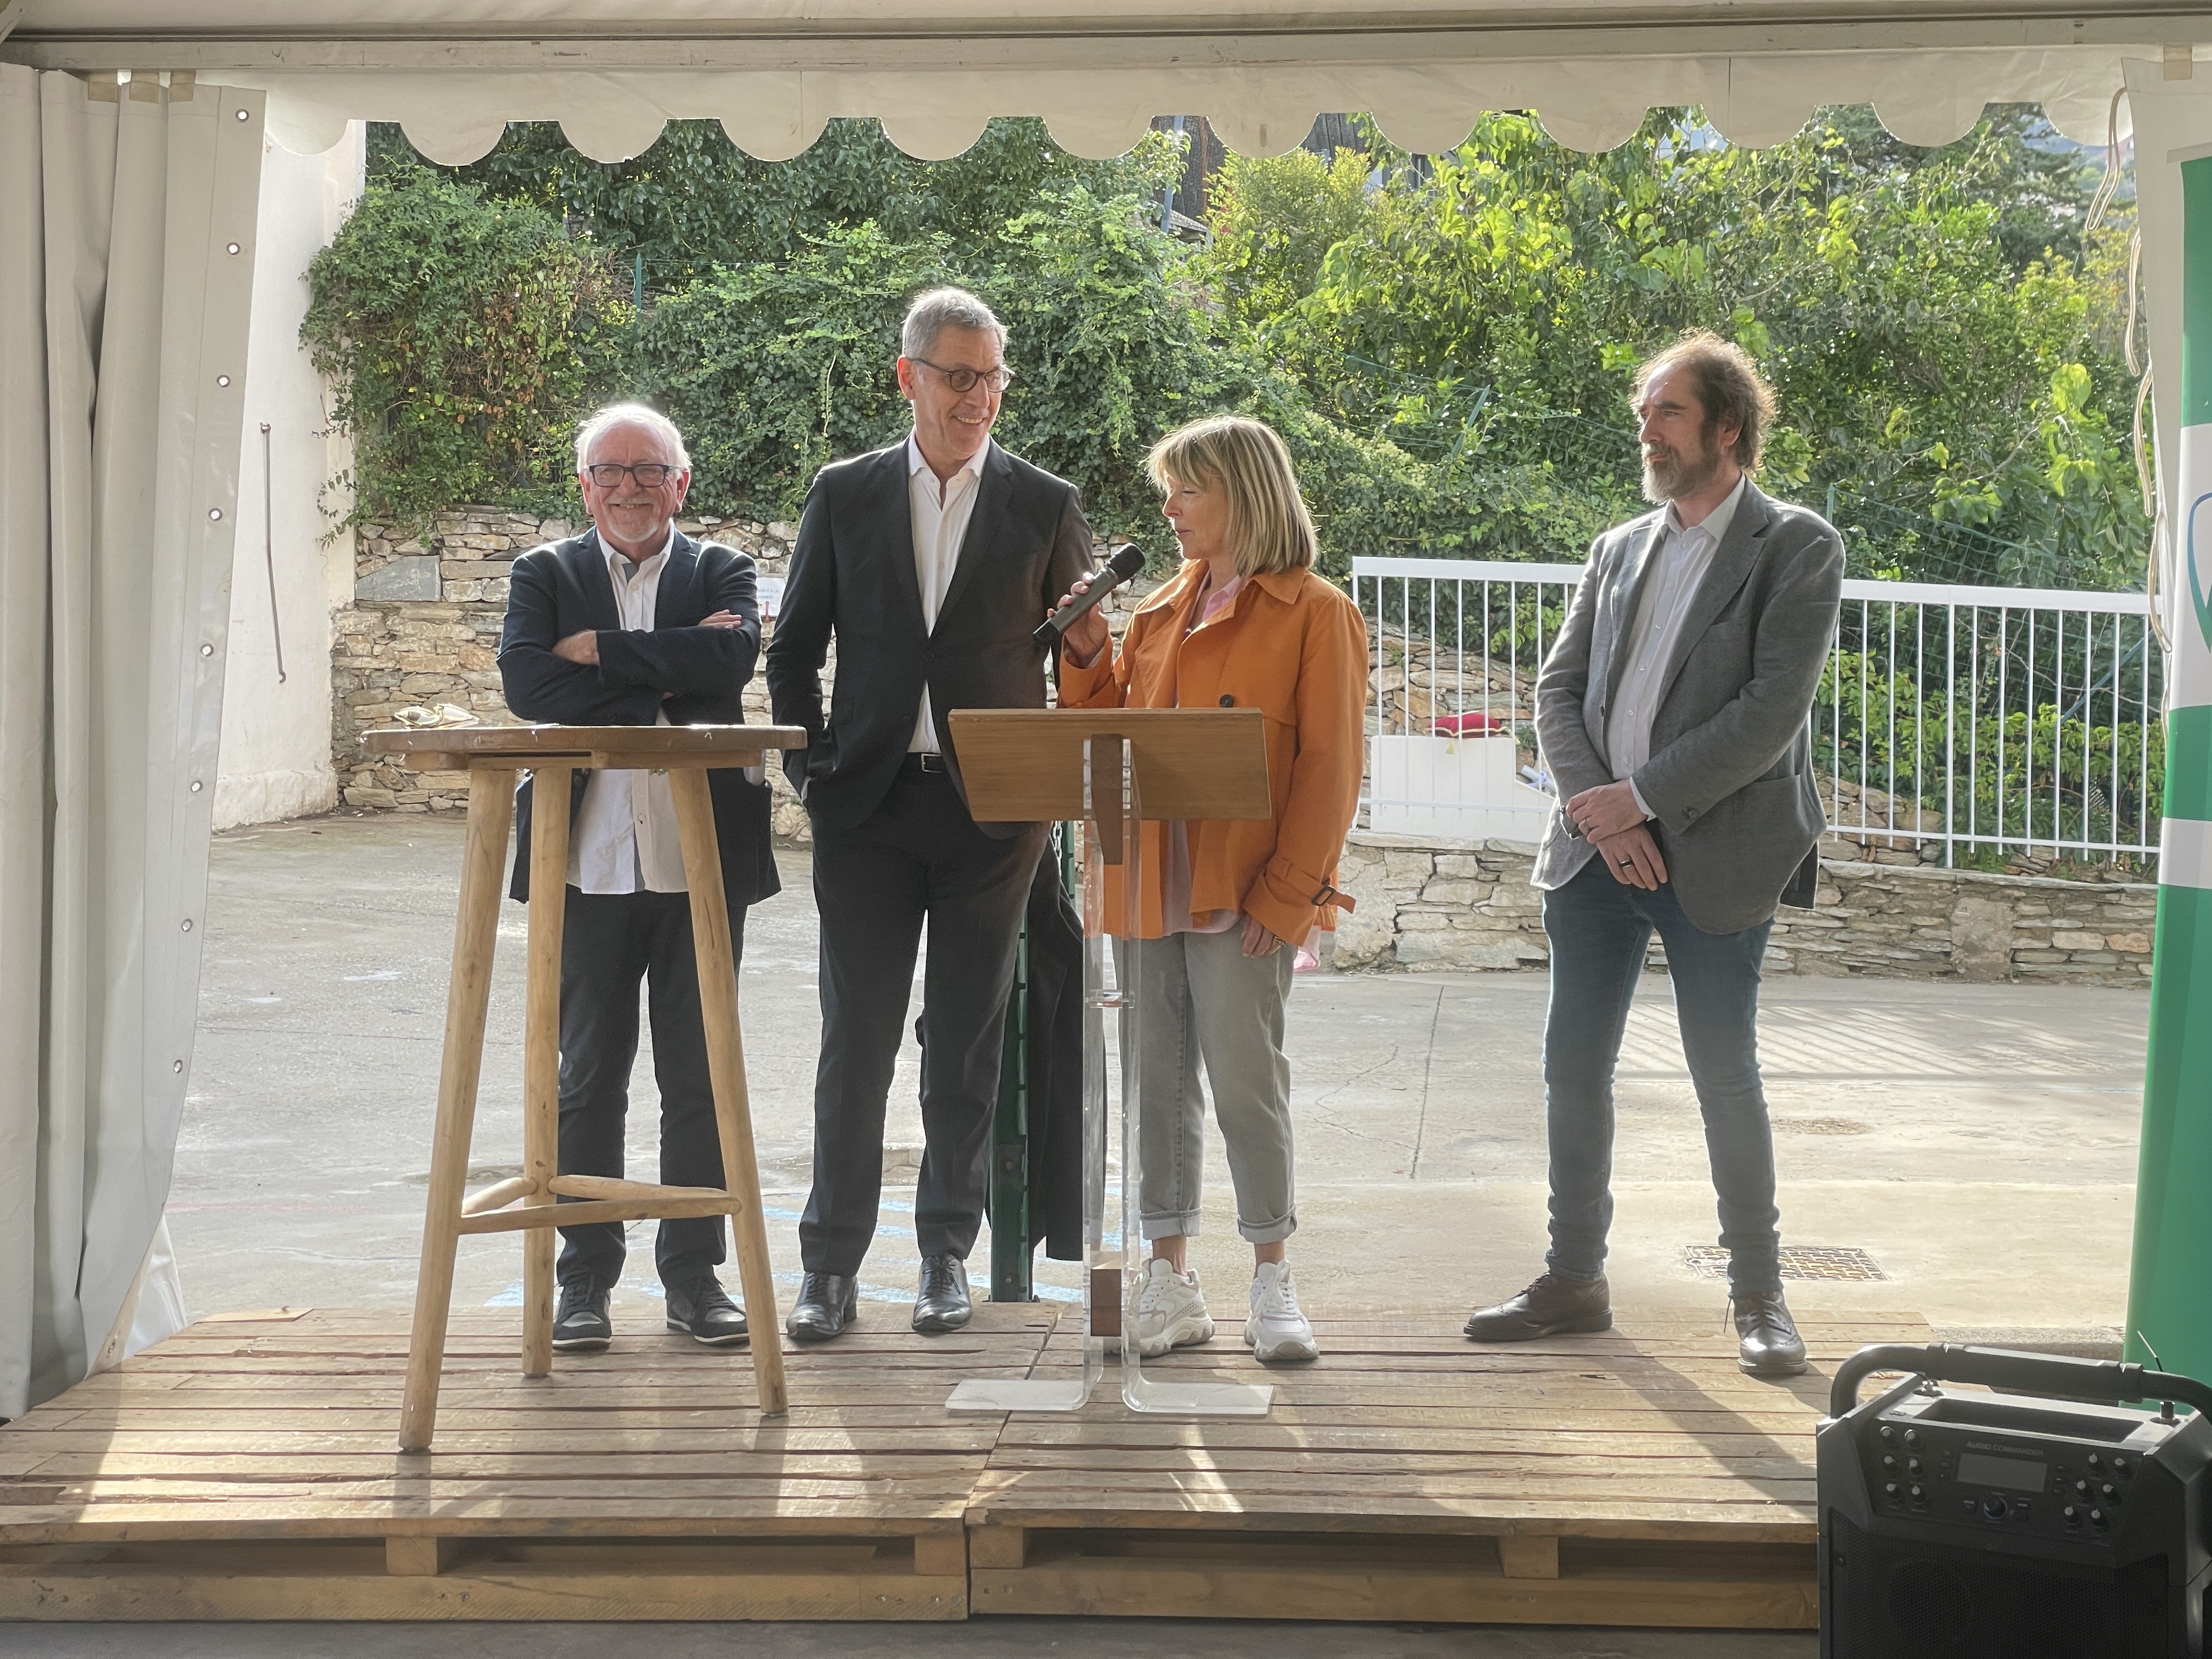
left=1858, top=1409, right=2163, bottom=1546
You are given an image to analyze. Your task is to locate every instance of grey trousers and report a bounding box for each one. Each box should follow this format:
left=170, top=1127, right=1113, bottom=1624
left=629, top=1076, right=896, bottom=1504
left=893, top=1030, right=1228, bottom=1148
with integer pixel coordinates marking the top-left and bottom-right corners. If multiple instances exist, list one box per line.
left=1124, top=928, right=1298, bottom=1244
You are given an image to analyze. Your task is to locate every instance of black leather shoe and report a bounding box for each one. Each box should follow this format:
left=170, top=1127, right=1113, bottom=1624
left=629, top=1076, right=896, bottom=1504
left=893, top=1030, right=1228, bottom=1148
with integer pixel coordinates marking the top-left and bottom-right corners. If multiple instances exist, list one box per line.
left=551, top=1280, right=612, bottom=1352
left=786, top=1272, right=858, bottom=1344
left=665, top=1277, right=749, bottom=1347
left=1464, top=1272, right=1612, bottom=1341
left=1733, top=1289, right=1808, bottom=1378
left=912, top=1254, right=973, bottom=1334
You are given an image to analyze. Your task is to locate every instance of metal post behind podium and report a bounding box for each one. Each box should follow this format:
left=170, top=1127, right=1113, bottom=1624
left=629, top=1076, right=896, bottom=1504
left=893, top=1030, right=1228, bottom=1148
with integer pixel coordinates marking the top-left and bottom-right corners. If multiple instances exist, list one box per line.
left=945, top=709, right=1274, bottom=1418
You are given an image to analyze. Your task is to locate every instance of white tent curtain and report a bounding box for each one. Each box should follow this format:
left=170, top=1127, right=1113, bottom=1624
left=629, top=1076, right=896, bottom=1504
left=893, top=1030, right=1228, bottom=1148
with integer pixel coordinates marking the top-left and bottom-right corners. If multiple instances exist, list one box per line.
left=2115, top=63, right=2212, bottom=651
left=0, top=64, right=263, bottom=1416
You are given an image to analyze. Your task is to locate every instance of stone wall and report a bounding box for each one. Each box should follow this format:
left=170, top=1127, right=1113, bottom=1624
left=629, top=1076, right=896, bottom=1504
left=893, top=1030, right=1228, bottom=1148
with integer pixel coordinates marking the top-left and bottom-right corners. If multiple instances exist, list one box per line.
left=1334, top=832, right=2155, bottom=988
left=334, top=509, right=803, bottom=831
left=334, top=506, right=1139, bottom=832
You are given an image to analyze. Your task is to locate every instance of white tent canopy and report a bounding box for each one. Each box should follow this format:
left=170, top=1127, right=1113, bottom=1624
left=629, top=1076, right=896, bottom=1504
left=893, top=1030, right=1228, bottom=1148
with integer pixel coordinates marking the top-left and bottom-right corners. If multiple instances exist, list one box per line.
left=3, top=2, right=2192, bottom=160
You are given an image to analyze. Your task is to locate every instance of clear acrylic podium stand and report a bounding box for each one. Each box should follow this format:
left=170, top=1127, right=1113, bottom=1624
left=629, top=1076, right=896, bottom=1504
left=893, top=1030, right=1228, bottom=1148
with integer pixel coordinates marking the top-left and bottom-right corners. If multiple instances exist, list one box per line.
left=941, top=708, right=1276, bottom=1418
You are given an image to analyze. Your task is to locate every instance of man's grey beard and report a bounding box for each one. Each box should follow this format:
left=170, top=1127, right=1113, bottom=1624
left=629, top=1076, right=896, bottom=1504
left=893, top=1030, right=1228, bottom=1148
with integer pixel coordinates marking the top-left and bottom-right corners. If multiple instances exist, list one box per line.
left=1641, top=445, right=1719, bottom=505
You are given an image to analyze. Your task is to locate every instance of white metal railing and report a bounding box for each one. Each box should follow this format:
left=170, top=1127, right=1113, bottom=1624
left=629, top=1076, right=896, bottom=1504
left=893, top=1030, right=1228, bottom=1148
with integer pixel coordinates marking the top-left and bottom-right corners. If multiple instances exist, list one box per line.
left=1352, top=557, right=2165, bottom=865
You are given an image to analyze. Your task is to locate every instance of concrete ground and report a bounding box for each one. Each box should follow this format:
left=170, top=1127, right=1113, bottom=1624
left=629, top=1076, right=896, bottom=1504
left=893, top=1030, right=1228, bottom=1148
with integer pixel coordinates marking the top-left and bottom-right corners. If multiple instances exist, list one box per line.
left=176, top=811, right=2144, bottom=1344
left=21, top=810, right=2142, bottom=1658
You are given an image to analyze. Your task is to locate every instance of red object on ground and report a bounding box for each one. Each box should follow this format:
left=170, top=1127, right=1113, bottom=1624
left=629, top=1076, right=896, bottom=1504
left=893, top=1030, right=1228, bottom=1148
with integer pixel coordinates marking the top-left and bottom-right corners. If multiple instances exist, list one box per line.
left=1432, top=712, right=1506, bottom=737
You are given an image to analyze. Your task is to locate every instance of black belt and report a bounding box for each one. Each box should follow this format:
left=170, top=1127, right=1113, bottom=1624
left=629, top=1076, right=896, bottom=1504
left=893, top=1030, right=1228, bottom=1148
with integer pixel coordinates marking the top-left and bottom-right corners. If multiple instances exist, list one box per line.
left=902, top=752, right=951, bottom=775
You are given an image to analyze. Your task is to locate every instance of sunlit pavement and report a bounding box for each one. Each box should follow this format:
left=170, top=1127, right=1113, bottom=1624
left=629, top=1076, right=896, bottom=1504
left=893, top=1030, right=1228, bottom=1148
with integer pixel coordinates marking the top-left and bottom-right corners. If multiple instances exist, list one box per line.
left=179, top=812, right=2140, bottom=1347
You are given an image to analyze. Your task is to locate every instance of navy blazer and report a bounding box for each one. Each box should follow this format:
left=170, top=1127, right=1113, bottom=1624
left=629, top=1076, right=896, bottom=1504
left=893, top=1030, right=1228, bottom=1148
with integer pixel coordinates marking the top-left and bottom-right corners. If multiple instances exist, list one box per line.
left=496, top=527, right=781, bottom=907
left=764, top=440, right=1094, bottom=836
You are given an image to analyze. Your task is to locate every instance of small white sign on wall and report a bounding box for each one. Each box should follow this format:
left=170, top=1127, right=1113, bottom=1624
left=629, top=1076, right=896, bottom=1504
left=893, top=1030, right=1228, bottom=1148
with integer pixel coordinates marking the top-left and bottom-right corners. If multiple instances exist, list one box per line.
left=1369, top=735, right=1553, bottom=842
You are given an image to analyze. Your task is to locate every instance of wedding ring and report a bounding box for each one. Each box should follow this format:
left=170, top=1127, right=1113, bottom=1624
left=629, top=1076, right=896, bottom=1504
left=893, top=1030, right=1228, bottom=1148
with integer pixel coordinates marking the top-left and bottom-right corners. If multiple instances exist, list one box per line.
left=1617, top=856, right=1634, bottom=866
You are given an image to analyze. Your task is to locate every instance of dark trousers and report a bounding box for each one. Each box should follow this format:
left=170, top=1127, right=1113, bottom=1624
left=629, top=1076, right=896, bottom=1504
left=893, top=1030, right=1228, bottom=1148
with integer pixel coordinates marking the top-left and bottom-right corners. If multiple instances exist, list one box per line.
left=555, top=885, right=747, bottom=1293
left=799, top=764, right=1046, bottom=1274
left=1541, top=860, right=1782, bottom=1295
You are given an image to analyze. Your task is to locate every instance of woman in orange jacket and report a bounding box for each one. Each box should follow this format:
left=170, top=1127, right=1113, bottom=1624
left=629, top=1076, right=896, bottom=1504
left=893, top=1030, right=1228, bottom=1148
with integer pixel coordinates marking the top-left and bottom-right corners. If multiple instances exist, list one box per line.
left=1053, top=414, right=1367, bottom=1362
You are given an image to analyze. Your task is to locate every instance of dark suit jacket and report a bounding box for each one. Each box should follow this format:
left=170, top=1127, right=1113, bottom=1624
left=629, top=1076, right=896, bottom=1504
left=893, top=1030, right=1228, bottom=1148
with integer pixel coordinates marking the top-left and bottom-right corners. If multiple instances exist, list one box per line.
left=496, top=527, right=781, bottom=907
left=765, top=439, right=1094, bottom=835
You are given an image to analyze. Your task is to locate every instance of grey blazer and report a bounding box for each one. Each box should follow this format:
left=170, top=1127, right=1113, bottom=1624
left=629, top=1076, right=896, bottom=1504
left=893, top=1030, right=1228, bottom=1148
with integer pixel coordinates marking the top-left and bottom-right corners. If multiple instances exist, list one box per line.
left=1531, top=480, right=1844, bottom=935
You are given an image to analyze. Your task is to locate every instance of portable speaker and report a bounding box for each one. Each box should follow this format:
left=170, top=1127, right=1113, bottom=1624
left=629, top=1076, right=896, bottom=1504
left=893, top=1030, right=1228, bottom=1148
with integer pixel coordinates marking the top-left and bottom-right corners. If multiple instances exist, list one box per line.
left=1819, top=1344, right=2212, bottom=1658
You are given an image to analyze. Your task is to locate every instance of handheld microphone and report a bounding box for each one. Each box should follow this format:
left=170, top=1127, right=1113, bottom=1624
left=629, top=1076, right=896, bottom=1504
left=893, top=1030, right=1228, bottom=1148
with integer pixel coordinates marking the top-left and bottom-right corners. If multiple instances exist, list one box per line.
left=1034, top=543, right=1147, bottom=649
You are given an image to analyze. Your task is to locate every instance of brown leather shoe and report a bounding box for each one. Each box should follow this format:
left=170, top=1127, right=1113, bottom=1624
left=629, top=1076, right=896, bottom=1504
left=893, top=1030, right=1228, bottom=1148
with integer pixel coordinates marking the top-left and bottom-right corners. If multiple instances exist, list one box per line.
left=1732, top=1290, right=1808, bottom=1377
left=1464, top=1272, right=1612, bottom=1341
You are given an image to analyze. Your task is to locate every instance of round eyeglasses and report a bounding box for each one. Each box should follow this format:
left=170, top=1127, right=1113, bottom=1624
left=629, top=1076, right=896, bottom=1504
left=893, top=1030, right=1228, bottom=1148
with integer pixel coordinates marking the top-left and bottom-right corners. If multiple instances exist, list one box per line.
left=911, top=357, right=1015, bottom=395
left=583, top=462, right=682, bottom=488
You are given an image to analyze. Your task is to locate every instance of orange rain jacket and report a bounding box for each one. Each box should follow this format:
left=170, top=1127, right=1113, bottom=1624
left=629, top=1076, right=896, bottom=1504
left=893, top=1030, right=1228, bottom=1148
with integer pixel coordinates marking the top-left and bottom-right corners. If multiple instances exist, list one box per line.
left=1057, top=559, right=1369, bottom=945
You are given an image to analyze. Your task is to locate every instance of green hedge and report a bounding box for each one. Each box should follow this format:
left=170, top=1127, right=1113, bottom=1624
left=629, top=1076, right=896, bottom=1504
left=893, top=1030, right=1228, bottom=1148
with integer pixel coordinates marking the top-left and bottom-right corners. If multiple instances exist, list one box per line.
left=301, top=161, right=628, bottom=532
left=303, top=145, right=1657, bottom=575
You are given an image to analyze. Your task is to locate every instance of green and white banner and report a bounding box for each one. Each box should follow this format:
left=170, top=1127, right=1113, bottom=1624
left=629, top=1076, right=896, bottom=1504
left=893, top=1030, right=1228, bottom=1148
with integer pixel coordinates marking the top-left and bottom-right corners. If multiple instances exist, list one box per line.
left=2124, top=155, right=2212, bottom=1380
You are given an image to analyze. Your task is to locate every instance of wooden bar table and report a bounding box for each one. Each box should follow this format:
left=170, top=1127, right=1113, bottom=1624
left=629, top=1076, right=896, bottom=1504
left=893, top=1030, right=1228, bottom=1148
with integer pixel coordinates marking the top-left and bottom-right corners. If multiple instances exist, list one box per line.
left=362, top=724, right=806, bottom=1451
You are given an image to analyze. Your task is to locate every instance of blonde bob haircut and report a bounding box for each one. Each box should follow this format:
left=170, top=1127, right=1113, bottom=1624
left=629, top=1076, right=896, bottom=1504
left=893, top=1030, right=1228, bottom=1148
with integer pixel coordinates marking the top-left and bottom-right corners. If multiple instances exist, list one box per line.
left=1144, top=415, right=1318, bottom=579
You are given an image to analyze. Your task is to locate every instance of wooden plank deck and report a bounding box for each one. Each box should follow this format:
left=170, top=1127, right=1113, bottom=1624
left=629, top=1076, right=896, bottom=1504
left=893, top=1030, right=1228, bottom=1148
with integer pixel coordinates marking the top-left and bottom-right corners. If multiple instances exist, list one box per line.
left=964, top=1309, right=1931, bottom=1629
left=0, top=1304, right=1057, bottom=1621
left=0, top=1303, right=1926, bottom=1626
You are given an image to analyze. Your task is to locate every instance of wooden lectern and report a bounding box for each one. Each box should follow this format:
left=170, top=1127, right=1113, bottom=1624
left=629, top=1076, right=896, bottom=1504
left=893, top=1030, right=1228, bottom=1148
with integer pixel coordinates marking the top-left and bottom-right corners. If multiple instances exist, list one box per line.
left=941, top=707, right=1279, bottom=1417
left=362, top=724, right=805, bottom=1451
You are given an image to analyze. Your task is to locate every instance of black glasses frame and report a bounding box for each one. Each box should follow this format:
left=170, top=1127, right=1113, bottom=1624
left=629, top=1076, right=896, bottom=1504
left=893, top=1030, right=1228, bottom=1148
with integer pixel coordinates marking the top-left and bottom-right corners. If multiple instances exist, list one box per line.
left=582, top=461, right=684, bottom=488
left=910, top=356, right=1015, bottom=395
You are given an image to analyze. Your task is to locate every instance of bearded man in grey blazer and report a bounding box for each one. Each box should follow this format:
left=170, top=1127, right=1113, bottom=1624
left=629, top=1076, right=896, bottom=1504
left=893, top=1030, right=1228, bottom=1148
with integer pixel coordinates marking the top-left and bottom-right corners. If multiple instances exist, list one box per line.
left=1464, top=332, right=1843, bottom=1378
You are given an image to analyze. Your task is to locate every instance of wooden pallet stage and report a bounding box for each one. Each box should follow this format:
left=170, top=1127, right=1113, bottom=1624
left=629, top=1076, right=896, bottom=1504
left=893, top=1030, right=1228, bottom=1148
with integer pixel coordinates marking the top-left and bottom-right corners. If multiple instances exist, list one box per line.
left=0, top=1304, right=1053, bottom=1621
left=967, top=1311, right=1929, bottom=1629
left=0, top=1303, right=1927, bottom=1626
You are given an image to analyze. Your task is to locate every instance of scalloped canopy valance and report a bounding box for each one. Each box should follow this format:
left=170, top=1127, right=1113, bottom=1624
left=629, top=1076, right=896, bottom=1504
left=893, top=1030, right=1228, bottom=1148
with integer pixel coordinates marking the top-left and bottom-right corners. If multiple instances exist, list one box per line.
left=2, top=2, right=2185, bottom=161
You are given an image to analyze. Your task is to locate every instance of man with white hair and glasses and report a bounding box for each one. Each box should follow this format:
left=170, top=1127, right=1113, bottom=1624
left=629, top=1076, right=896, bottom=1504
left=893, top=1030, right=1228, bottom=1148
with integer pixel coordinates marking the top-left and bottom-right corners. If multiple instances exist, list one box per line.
left=498, top=403, right=780, bottom=1356
left=768, top=286, right=1094, bottom=1342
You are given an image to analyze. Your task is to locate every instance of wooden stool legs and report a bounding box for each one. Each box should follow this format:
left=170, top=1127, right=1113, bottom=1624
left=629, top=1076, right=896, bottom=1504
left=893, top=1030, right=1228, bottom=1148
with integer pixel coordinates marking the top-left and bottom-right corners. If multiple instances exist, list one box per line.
left=520, top=763, right=573, bottom=1378
left=670, top=768, right=787, bottom=1414
left=400, top=767, right=515, bottom=1453
left=398, top=758, right=788, bottom=1452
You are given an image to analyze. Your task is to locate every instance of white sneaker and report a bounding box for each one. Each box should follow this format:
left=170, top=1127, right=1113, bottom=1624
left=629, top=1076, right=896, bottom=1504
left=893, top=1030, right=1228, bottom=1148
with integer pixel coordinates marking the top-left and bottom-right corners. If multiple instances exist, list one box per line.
left=1245, top=1261, right=1319, bottom=1362
left=1130, top=1259, right=1214, bottom=1357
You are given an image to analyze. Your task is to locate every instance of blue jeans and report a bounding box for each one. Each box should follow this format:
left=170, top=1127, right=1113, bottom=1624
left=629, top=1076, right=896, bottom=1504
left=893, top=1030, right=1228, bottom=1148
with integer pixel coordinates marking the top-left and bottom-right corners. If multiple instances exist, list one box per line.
left=1541, top=860, right=1782, bottom=1295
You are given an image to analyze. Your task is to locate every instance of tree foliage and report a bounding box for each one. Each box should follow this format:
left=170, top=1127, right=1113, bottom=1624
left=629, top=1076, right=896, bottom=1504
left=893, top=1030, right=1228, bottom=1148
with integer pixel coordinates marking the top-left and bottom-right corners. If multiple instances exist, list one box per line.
left=635, top=183, right=1233, bottom=539
left=1203, top=106, right=2145, bottom=586
left=338, top=105, right=2145, bottom=589
left=377, top=117, right=1184, bottom=286
left=302, top=161, right=628, bottom=530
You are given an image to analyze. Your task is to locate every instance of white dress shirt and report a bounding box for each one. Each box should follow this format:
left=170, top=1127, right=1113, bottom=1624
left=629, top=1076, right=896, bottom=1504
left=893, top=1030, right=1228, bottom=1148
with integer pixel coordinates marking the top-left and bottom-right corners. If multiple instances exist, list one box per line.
left=568, top=526, right=687, bottom=894
left=906, top=433, right=988, bottom=753
left=1602, top=473, right=1746, bottom=816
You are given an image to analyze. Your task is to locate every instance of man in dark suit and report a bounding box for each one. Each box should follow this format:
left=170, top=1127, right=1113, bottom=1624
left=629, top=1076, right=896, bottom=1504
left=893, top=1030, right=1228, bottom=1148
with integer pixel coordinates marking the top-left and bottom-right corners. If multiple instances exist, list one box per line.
left=1462, top=333, right=1843, bottom=1379
left=498, top=403, right=780, bottom=1356
left=766, top=287, right=1094, bottom=1341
